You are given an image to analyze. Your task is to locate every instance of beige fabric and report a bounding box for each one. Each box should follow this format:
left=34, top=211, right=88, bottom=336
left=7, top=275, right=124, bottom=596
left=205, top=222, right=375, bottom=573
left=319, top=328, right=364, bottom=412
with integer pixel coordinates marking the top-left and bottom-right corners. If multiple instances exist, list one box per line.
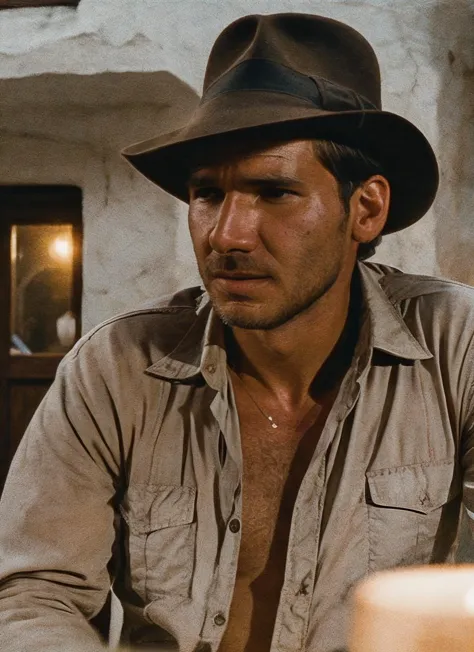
left=109, top=587, right=124, bottom=648
left=0, top=262, right=473, bottom=652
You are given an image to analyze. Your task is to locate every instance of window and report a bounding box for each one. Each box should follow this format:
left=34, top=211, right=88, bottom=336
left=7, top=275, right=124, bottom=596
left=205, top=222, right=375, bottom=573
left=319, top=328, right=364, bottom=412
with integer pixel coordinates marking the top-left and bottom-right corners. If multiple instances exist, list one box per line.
left=11, top=223, right=77, bottom=354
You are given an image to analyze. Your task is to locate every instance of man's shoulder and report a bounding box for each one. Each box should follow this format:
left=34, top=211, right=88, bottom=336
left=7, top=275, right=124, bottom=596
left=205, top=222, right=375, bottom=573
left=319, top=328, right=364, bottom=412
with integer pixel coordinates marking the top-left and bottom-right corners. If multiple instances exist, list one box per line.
left=364, top=261, right=474, bottom=311
left=67, top=285, right=207, bottom=365
left=132, top=285, right=207, bottom=312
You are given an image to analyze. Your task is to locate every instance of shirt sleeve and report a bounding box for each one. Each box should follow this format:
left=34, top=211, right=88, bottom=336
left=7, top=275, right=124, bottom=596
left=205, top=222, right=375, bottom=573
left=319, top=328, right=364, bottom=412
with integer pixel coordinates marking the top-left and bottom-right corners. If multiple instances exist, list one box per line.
left=0, top=346, right=123, bottom=651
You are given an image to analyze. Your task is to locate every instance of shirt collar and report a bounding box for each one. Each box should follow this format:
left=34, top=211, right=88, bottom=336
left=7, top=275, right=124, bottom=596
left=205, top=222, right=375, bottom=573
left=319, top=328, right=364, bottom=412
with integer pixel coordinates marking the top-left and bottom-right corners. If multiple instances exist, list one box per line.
left=358, top=262, right=432, bottom=361
left=145, top=292, right=227, bottom=391
left=146, top=263, right=432, bottom=388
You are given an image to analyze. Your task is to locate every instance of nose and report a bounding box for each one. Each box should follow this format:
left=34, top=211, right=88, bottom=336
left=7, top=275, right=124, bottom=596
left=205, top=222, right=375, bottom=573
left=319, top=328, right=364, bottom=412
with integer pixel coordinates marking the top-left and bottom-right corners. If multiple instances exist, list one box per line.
left=209, top=192, right=259, bottom=254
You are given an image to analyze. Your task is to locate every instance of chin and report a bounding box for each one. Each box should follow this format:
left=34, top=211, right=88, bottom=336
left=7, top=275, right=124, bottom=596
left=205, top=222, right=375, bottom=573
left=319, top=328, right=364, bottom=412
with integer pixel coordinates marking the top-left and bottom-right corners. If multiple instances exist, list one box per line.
left=212, top=278, right=337, bottom=330
left=212, top=301, right=292, bottom=331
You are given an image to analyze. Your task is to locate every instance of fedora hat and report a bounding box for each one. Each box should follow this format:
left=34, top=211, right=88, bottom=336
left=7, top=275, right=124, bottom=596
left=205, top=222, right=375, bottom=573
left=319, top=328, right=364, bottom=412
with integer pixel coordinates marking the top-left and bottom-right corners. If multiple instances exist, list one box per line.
left=122, top=13, right=439, bottom=234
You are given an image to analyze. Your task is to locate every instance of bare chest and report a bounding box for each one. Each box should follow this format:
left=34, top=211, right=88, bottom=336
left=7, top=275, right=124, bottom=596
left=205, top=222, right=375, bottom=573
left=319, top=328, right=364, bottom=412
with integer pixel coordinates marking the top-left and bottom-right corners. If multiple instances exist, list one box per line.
left=236, top=392, right=325, bottom=583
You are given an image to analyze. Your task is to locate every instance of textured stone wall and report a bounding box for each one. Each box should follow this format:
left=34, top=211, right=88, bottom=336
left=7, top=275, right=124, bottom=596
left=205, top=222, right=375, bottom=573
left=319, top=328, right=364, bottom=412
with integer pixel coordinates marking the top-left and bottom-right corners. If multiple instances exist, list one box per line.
left=0, top=0, right=473, bottom=330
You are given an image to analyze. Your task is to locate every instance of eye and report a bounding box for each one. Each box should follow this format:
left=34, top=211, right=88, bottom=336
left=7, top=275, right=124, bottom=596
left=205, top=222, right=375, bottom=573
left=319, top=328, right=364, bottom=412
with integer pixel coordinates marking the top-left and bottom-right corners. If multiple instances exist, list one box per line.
left=192, top=187, right=224, bottom=202
left=259, top=187, right=296, bottom=201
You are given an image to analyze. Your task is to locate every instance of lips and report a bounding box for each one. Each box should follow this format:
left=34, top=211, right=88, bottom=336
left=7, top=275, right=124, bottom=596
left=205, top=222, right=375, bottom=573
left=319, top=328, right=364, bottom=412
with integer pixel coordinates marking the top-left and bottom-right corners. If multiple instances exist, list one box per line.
left=214, top=274, right=268, bottom=280
left=216, top=274, right=268, bottom=281
left=212, top=275, right=270, bottom=294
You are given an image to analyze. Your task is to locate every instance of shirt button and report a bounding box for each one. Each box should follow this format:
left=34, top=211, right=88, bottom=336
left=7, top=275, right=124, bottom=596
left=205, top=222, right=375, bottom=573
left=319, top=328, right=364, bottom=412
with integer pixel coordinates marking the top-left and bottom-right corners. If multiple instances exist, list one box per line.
left=213, top=612, right=226, bottom=626
left=229, top=518, right=241, bottom=533
left=207, top=364, right=216, bottom=374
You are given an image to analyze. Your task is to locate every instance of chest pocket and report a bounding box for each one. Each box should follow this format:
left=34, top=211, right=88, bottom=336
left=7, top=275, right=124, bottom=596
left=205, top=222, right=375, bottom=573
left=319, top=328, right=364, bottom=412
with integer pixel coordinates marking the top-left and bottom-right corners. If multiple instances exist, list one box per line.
left=366, top=459, right=460, bottom=571
left=121, top=484, right=197, bottom=602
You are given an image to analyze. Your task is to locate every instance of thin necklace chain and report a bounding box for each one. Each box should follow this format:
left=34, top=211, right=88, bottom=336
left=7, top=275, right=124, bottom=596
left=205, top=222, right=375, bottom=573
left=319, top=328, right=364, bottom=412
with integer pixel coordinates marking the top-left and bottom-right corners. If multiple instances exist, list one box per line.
left=231, top=368, right=319, bottom=431
left=232, top=370, right=279, bottom=428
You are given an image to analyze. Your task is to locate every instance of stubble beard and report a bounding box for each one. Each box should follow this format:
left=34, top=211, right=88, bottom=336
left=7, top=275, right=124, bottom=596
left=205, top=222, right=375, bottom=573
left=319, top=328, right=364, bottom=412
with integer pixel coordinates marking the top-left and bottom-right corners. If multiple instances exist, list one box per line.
left=207, top=262, right=342, bottom=331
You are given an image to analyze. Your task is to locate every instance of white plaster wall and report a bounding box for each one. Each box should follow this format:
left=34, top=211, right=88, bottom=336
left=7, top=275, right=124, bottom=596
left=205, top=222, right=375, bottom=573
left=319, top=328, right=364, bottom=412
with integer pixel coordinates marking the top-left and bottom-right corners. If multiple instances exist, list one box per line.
left=0, top=72, right=200, bottom=331
left=0, top=0, right=473, bottom=329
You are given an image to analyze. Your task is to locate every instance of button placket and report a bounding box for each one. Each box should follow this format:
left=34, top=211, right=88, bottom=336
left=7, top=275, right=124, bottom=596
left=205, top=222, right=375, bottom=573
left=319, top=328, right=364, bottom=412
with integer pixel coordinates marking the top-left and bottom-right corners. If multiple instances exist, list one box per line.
left=199, top=499, right=242, bottom=643
left=200, top=378, right=243, bottom=645
left=274, top=458, right=327, bottom=651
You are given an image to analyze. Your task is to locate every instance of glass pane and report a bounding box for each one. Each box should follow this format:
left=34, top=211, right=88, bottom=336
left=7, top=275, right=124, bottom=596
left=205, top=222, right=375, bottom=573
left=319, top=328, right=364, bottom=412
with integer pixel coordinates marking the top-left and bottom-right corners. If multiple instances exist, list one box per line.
left=10, top=224, right=76, bottom=355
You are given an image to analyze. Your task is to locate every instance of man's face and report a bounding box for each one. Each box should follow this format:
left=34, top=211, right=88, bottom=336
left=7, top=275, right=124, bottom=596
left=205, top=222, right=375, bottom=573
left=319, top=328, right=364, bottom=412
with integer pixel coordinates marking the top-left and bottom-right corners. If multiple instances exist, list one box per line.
left=187, top=139, right=355, bottom=330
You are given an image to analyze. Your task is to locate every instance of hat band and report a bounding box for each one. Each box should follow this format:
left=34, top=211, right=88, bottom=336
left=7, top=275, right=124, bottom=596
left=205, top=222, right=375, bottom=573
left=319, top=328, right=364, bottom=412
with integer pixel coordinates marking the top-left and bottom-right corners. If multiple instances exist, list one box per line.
left=202, top=58, right=378, bottom=113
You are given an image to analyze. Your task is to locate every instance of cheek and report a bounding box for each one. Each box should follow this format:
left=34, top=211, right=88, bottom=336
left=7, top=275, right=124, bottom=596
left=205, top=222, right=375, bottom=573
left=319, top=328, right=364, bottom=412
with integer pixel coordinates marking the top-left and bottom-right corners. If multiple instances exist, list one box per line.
left=188, top=213, right=223, bottom=270
left=188, top=200, right=219, bottom=223
left=299, top=198, right=347, bottom=242
left=188, top=209, right=211, bottom=246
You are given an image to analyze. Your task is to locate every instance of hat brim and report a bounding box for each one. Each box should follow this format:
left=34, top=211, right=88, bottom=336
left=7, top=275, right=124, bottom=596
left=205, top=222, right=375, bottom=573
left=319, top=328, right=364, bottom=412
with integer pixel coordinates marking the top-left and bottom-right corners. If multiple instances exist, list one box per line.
left=122, top=90, right=438, bottom=235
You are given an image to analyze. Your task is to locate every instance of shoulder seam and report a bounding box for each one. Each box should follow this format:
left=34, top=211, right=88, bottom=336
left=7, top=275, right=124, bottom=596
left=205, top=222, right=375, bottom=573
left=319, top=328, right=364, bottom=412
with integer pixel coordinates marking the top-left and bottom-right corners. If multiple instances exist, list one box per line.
left=383, top=274, right=474, bottom=305
left=397, top=275, right=474, bottom=291
left=69, top=306, right=195, bottom=360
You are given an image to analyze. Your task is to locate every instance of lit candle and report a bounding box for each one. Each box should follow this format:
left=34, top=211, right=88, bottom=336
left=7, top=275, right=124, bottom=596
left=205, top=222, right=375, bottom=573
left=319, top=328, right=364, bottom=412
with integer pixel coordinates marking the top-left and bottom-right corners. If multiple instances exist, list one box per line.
left=350, top=565, right=474, bottom=652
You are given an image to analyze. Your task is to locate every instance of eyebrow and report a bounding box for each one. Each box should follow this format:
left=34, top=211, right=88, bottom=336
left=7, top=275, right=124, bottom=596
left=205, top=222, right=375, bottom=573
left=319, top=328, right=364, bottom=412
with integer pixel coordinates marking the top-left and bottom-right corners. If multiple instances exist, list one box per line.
left=187, top=173, right=305, bottom=190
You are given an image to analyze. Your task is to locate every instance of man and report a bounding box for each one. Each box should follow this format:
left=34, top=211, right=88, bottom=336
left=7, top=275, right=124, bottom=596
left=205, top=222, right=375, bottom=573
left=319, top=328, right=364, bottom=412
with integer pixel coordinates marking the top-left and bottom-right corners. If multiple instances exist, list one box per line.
left=0, top=12, right=472, bottom=652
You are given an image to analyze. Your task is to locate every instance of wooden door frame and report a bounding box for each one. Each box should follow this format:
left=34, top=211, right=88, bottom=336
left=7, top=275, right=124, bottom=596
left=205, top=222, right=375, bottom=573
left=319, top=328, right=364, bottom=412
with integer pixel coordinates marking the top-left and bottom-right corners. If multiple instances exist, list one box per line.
left=0, top=185, right=82, bottom=487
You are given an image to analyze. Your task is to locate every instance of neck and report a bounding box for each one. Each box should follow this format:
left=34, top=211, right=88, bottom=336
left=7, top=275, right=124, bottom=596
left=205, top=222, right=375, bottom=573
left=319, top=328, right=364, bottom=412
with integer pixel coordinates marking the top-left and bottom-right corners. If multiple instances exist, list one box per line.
left=225, top=269, right=361, bottom=409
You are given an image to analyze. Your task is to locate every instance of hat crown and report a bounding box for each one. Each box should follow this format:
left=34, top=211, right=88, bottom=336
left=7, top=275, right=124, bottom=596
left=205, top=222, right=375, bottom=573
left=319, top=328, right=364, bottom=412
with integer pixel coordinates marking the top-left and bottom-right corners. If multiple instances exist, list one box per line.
left=203, top=13, right=382, bottom=108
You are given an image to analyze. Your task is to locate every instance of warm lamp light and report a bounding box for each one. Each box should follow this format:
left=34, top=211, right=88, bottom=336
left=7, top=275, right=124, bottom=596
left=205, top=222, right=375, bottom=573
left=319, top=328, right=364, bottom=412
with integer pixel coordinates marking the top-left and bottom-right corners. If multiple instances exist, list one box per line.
left=50, top=235, right=72, bottom=261
left=10, top=227, right=17, bottom=263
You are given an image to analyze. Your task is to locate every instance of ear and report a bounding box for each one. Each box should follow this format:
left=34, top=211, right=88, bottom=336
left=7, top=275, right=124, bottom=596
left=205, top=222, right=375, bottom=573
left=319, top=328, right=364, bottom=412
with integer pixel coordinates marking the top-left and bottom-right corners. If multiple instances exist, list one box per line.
left=350, top=175, right=390, bottom=245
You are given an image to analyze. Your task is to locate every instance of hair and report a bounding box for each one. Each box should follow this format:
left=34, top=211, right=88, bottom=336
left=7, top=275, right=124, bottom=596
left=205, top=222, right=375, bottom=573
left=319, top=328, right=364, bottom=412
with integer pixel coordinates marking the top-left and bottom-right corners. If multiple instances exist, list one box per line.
left=312, top=140, right=386, bottom=261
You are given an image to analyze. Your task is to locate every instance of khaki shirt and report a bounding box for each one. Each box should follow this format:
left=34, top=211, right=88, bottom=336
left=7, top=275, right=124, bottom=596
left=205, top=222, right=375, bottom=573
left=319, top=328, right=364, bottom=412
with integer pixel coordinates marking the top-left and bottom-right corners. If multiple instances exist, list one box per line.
left=1, top=262, right=474, bottom=652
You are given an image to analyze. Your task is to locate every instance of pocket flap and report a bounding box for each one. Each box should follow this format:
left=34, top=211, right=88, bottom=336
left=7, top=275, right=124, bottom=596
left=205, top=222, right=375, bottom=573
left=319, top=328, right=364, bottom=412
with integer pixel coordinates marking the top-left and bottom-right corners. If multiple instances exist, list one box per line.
left=366, top=460, right=458, bottom=514
left=121, top=484, right=196, bottom=534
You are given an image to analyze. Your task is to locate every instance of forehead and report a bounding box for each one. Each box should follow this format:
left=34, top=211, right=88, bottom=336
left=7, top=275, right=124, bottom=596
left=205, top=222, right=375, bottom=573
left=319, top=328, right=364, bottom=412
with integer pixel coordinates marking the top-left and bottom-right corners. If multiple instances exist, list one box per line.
left=188, top=138, right=318, bottom=180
